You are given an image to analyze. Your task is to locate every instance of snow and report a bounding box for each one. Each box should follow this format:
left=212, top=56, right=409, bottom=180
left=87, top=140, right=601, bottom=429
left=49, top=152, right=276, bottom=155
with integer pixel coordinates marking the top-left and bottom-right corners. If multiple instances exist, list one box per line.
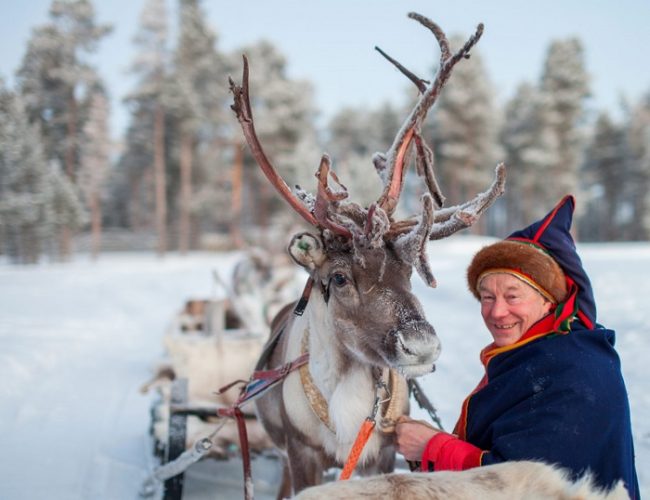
left=0, top=239, right=647, bottom=499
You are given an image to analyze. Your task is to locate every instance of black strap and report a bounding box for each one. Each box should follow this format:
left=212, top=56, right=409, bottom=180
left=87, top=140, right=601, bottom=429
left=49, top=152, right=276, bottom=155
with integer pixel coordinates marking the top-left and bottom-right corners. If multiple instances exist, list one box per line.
left=293, top=277, right=314, bottom=316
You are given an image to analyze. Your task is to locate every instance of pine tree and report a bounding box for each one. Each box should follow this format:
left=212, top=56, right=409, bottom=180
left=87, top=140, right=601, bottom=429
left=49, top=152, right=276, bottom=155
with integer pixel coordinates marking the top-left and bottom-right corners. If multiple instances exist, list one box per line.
left=119, top=0, right=169, bottom=255
left=625, top=93, right=650, bottom=240
left=427, top=35, right=501, bottom=233
left=16, top=0, right=111, bottom=258
left=168, top=0, right=230, bottom=253
left=539, top=38, right=590, bottom=208
left=17, top=0, right=111, bottom=180
left=0, top=84, right=52, bottom=263
left=500, top=83, right=560, bottom=231
left=325, top=102, right=401, bottom=208
left=79, top=86, right=111, bottom=258
left=579, top=113, right=627, bottom=241
left=46, top=163, right=87, bottom=258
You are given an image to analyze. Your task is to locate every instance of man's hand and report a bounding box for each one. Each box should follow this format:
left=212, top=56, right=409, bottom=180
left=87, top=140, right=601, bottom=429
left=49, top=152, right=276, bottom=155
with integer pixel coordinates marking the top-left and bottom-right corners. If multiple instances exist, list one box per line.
left=395, top=415, right=441, bottom=461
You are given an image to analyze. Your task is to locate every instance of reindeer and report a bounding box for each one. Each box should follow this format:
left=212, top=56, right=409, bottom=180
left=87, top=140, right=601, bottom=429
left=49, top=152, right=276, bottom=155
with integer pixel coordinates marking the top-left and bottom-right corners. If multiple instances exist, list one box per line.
left=228, top=13, right=505, bottom=498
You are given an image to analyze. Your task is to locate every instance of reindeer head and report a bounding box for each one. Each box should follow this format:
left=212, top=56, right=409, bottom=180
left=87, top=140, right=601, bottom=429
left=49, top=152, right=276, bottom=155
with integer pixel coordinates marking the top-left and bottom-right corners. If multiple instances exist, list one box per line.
left=229, top=13, right=506, bottom=377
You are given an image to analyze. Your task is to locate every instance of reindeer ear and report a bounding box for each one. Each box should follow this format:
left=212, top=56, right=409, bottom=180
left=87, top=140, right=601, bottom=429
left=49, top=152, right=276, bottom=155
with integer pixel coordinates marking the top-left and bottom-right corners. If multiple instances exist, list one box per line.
left=288, top=232, right=326, bottom=271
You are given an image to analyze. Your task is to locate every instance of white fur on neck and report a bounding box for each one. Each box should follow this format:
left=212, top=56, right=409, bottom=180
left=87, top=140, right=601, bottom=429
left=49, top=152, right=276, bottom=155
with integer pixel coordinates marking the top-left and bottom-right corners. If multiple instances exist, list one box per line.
left=288, top=293, right=385, bottom=464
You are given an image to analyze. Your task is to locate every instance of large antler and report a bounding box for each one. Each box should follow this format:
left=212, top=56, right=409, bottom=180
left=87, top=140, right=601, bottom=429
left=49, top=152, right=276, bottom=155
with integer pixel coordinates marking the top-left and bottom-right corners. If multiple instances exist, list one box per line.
left=228, top=14, right=506, bottom=287
left=374, top=13, right=486, bottom=216
left=373, top=13, right=506, bottom=286
left=229, top=57, right=353, bottom=239
left=229, top=57, right=318, bottom=228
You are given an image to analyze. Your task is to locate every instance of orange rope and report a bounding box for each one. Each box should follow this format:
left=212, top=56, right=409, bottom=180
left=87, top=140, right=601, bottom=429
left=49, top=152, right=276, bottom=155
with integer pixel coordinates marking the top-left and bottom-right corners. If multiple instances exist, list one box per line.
left=339, top=418, right=376, bottom=480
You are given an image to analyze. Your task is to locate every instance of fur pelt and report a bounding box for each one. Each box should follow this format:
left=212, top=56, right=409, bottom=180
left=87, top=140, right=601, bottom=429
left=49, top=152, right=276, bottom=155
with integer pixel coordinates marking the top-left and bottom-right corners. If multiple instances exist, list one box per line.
left=295, top=461, right=630, bottom=500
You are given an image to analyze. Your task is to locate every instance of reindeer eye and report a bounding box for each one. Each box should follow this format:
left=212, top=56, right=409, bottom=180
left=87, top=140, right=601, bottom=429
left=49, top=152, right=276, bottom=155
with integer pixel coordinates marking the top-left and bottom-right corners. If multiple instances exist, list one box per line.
left=332, top=273, right=348, bottom=287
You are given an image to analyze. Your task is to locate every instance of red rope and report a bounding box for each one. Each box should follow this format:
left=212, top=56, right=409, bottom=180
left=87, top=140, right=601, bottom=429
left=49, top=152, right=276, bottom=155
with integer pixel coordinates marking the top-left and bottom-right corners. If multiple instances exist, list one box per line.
left=234, top=407, right=253, bottom=500
left=339, top=418, right=376, bottom=480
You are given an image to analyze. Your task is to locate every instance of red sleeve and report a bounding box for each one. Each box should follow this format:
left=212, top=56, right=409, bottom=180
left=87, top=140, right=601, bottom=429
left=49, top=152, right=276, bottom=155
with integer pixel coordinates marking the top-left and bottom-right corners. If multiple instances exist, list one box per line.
left=420, top=432, right=484, bottom=472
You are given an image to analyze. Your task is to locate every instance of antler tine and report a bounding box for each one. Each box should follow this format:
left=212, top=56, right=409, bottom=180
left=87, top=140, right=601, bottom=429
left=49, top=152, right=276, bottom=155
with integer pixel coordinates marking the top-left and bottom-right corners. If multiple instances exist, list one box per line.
left=413, top=133, right=444, bottom=208
left=314, top=155, right=354, bottom=239
left=428, top=163, right=506, bottom=240
left=229, top=55, right=319, bottom=227
left=407, top=12, right=452, bottom=63
left=374, top=46, right=429, bottom=93
left=376, top=15, right=484, bottom=216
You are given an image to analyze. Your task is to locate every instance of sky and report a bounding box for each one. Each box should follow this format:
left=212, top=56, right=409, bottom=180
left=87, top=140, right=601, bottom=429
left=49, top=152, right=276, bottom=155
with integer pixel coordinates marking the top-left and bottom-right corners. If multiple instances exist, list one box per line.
left=1, top=0, right=650, bottom=140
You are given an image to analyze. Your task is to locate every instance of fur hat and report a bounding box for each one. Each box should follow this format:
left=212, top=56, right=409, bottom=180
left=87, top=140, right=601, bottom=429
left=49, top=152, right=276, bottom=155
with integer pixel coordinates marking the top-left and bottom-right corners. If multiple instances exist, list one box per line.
left=467, top=240, right=567, bottom=304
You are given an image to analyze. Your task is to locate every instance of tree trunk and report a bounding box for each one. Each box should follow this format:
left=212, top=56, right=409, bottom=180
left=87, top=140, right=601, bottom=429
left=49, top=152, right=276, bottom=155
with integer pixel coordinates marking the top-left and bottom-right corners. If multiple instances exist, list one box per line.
left=59, top=227, right=72, bottom=262
left=66, top=92, right=78, bottom=181
left=178, top=132, right=193, bottom=255
left=154, top=103, right=167, bottom=257
left=59, top=92, right=78, bottom=261
left=230, top=142, right=244, bottom=248
left=130, top=174, right=142, bottom=230
left=91, top=190, right=102, bottom=260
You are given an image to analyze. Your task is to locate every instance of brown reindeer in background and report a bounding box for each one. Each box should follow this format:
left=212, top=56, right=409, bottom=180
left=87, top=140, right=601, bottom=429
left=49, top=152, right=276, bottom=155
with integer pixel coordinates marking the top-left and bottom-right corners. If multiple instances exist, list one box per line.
left=228, top=13, right=505, bottom=498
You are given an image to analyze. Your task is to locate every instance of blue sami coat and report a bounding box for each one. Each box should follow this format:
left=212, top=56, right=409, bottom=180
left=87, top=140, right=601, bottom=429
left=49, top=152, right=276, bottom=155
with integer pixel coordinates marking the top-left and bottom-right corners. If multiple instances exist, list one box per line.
left=453, top=196, right=639, bottom=498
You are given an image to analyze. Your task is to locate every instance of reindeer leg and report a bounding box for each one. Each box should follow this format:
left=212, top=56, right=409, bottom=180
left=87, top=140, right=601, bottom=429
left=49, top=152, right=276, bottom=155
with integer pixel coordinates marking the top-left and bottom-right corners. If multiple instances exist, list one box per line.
left=377, top=442, right=397, bottom=473
left=359, top=440, right=397, bottom=476
left=275, top=460, right=292, bottom=500
left=286, top=438, right=325, bottom=495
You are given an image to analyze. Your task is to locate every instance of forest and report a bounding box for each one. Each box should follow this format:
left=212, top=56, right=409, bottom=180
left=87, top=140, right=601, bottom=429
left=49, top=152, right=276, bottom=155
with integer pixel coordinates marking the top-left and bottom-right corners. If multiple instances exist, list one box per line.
left=1, top=0, right=649, bottom=264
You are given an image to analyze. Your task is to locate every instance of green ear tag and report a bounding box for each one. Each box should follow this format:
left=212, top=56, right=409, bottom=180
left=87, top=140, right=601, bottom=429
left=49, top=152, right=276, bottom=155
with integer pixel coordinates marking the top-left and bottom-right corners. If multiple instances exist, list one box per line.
left=297, top=240, right=311, bottom=252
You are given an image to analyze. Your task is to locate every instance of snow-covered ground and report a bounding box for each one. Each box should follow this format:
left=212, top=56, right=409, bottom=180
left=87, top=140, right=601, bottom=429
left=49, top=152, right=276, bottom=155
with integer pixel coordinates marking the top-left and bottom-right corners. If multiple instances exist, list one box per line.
left=0, top=238, right=647, bottom=499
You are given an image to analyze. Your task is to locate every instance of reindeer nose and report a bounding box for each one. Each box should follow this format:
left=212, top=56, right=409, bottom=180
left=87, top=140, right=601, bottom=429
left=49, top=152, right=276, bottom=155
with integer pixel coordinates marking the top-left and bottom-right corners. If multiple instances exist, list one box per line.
left=389, top=320, right=441, bottom=377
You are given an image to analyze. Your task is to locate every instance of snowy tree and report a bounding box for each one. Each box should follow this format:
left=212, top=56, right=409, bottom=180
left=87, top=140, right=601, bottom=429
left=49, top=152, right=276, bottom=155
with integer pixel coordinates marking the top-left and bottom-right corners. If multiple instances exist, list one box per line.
left=427, top=35, right=501, bottom=233
left=167, top=0, right=231, bottom=253
left=328, top=107, right=375, bottom=159
left=79, top=86, right=111, bottom=259
left=625, top=93, right=650, bottom=240
left=500, top=83, right=560, bottom=231
left=325, top=102, right=401, bottom=208
left=16, top=0, right=111, bottom=258
left=0, top=84, right=53, bottom=263
left=539, top=38, right=590, bottom=207
left=118, top=0, right=169, bottom=255
left=17, top=0, right=111, bottom=180
left=46, top=162, right=87, bottom=259
left=0, top=82, right=85, bottom=263
left=579, top=113, right=628, bottom=241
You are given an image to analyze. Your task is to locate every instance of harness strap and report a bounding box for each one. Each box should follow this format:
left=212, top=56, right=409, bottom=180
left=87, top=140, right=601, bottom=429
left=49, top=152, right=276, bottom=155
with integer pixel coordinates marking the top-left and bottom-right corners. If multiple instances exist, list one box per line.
left=293, top=277, right=314, bottom=316
left=213, top=352, right=308, bottom=500
left=235, top=407, right=253, bottom=500
left=214, top=407, right=253, bottom=500
left=252, top=353, right=309, bottom=382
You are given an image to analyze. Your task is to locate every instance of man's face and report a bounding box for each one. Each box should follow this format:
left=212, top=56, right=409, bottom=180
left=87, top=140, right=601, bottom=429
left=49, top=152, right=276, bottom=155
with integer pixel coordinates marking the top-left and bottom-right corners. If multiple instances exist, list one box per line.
left=479, top=273, right=553, bottom=347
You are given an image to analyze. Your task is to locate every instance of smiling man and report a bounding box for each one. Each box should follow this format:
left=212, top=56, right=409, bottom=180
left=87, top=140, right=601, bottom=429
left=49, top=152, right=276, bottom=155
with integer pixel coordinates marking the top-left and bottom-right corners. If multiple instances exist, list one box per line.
left=395, top=196, right=640, bottom=500
left=478, top=273, right=553, bottom=347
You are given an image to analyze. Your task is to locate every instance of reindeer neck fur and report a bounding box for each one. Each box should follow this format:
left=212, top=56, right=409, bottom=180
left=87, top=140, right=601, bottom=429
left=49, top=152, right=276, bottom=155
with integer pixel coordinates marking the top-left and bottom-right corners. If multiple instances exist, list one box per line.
left=283, top=287, right=391, bottom=463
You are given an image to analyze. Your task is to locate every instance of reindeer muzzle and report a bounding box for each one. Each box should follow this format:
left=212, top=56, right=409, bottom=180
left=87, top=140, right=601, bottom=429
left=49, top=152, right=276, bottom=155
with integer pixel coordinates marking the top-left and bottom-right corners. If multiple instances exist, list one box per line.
left=387, top=321, right=441, bottom=378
